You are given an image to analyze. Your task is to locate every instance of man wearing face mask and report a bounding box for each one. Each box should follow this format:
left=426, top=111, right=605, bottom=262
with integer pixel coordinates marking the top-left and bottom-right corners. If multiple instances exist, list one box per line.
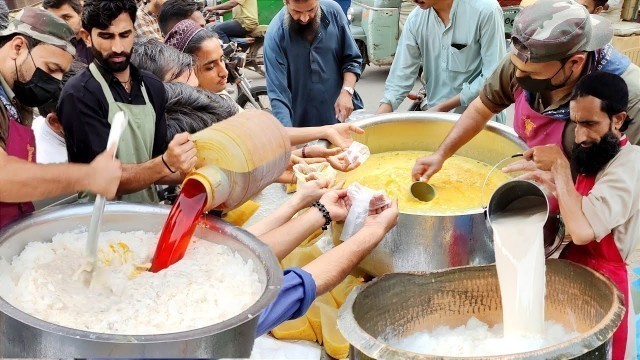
left=58, top=0, right=197, bottom=204
left=0, top=8, right=122, bottom=229
left=411, top=0, right=640, bottom=183
left=504, top=72, right=639, bottom=360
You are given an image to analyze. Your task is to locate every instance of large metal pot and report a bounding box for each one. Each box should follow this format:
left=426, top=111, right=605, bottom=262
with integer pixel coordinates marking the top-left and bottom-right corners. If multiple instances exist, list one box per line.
left=339, top=259, right=625, bottom=359
left=0, top=203, right=282, bottom=358
left=332, top=112, right=529, bottom=276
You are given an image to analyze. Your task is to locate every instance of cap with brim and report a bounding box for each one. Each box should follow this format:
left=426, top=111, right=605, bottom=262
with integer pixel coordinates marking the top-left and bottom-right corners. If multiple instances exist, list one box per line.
left=511, top=0, right=612, bottom=63
left=0, top=7, right=76, bottom=56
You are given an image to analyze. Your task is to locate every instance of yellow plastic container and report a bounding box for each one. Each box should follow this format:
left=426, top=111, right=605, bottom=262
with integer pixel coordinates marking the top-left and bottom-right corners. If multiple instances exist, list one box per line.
left=319, top=303, right=349, bottom=359
left=271, top=316, right=316, bottom=342
left=330, top=275, right=365, bottom=307
left=185, top=111, right=291, bottom=212
left=305, top=293, right=338, bottom=344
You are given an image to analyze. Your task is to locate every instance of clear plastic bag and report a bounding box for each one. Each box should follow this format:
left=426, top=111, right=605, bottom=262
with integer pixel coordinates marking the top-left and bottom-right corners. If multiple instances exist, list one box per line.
left=343, top=141, right=370, bottom=166
left=341, top=183, right=390, bottom=241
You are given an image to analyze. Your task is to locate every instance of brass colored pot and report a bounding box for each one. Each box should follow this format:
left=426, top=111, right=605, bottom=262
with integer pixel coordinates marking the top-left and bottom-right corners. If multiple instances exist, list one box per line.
left=338, top=259, right=624, bottom=359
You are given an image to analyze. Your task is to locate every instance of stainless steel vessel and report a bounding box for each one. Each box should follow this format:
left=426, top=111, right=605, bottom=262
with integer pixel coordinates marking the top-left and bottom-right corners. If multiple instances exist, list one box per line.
left=332, top=112, right=529, bottom=276
left=0, top=203, right=282, bottom=358
left=339, top=259, right=624, bottom=359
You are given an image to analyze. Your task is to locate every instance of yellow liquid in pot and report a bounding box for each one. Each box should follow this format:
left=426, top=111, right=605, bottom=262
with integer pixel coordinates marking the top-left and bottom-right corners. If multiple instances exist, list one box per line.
left=341, top=151, right=511, bottom=215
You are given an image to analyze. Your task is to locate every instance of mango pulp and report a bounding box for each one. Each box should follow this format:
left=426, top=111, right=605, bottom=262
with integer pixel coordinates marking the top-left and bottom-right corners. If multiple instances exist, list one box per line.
left=341, top=151, right=511, bottom=215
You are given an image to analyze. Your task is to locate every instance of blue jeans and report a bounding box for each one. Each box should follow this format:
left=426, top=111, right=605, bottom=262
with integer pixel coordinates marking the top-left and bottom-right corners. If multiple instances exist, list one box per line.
left=212, top=19, right=249, bottom=44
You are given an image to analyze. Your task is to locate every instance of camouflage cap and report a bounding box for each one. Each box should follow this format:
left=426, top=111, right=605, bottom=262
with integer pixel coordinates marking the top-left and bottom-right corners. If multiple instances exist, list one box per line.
left=0, top=7, right=76, bottom=56
left=511, top=0, right=612, bottom=63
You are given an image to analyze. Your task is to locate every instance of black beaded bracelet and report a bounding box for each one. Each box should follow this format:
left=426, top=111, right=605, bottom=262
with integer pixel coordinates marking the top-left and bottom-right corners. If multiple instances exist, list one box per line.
left=312, top=200, right=332, bottom=230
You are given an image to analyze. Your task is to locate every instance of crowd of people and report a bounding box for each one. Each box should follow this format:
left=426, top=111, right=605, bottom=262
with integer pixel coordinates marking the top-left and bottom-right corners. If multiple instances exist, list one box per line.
left=0, top=0, right=638, bottom=355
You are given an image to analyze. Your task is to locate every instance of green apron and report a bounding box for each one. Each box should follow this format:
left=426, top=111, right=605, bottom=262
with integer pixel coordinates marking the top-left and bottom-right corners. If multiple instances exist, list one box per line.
left=88, top=63, right=160, bottom=204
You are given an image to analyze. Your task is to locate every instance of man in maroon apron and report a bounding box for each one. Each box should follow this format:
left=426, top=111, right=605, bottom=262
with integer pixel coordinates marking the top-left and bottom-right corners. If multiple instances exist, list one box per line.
left=412, top=0, right=640, bottom=182
left=0, top=8, right=121, bottom=230
left=506, top=72, right=639, bottom=359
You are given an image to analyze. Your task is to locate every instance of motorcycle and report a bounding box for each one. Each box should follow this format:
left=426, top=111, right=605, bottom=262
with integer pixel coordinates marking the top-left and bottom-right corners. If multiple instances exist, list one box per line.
left=221, top=42, right=271, bottom=111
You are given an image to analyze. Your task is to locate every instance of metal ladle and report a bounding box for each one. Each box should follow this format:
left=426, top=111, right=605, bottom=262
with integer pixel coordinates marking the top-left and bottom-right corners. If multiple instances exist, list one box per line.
left=74, top=112, right=128, bottom=286
left=410, top=181, right=437, bottom=202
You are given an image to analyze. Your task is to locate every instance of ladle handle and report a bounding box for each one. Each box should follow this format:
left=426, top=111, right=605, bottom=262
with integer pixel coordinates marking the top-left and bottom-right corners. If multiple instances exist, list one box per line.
left=480, top=153, right=523, bottom=209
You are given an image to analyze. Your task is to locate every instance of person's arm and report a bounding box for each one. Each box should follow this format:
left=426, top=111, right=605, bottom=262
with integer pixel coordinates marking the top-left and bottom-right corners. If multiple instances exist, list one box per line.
left=457, top=5, right=506, bottom=108
left=377, top=14, right=422, bottom=113
left=264, top=24, right=293, bottom=127
left=303, top=200, right=398, bottom=295
left=0, top=147, right=121, bottom=202
left=205, top=0, right=239, bottom=11
left=116, top=133, right=196, bottom=195
left=258, top=189, right=349, bottom=260
left=285, top=123, right=364, bottom=148
left=247, top=178, right=332, bottom=237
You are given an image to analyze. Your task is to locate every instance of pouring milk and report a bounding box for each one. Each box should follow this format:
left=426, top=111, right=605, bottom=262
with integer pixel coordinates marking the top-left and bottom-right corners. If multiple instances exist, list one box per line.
left=490, top=195, right=547, bottom=337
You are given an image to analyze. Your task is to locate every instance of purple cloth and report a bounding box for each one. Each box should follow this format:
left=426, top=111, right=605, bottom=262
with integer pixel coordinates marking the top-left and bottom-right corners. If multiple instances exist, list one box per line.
left=165, top=19, right=205, bottom=52
left=255, top=267, right=317, bottom=337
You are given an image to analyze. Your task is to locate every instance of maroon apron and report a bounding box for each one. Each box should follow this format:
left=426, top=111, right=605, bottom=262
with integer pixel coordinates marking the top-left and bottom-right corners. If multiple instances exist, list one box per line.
left=560, top=138, right=631, bottom=360
left=0, top=118, right=36, bottom=229
left=513, top=88, right=566, bottom=151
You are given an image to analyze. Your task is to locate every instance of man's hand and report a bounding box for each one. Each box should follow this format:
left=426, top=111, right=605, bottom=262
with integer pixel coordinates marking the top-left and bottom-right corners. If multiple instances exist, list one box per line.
left=519, top=170, right=558, bottom=196
left=323, top=123, right=364, bottom=149
left=327, top=153, right=360, bottom=172
left=523, top=145, right=567, bottom=172
left=304, top=145, right=342, bottom=158
left=319, top=189, right=349, bottom=222
left=164, top=133, right=197, bottom=174
left=87, top=148, right=122, bottom=199
left=294, top=177, right=331, bottom=207
left=334, top=91, right=354, bottom=122
left=502, top=158, right=537, bottom=174
left=412, top=153, right=445, bottom=182
left=362, top=199, right=399, bottom=233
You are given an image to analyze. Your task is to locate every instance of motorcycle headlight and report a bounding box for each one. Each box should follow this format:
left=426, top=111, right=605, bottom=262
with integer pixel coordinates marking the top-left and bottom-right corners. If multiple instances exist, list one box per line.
left=347, top=6, right=354, bottom=21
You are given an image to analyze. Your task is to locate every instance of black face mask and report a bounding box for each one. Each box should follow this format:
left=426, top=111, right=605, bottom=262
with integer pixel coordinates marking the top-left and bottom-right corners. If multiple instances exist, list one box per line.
left=570, top=131, right=621, bottom=176
left=13, top=52, right=62, bottom=108
left=516, top=59, right=573, bottom=94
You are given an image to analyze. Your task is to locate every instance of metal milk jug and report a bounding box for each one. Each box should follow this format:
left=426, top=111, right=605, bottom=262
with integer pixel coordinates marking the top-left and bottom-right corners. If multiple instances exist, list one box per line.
left=487, top=179, right=565, bottom=258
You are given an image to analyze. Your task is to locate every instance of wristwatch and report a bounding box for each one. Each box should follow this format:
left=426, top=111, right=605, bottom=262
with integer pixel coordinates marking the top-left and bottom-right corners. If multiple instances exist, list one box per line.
left=342, top=86, right=355, bottom=96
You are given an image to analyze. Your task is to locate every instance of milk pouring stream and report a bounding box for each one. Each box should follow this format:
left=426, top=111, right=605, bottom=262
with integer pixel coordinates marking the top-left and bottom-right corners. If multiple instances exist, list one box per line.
left=491, top=196, right=547, bottom=337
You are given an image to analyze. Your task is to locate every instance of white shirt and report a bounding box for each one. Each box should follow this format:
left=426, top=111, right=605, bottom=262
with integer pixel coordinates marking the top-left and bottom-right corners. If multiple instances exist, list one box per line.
left=31, top=116, right=68, bottom=164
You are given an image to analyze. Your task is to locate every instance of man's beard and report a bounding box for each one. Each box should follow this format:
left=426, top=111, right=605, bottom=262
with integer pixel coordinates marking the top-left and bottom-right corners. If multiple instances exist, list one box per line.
left=570, top=131, right=621, bottom=176
left=92, top=47, right=131, bottom=73
left=284, top=7, right=321, bottom=39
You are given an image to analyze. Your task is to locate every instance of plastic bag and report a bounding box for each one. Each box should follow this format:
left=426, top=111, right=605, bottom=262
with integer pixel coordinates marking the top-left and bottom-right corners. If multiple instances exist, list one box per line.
left=293, top=162, right=337, bottom=189
left=343, top=141, right=370, bottom=166
left=340, top=183, right=390, bottom=241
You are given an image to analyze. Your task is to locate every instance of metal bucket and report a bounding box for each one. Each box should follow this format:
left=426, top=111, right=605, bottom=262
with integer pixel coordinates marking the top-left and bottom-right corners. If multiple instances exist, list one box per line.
left=0, top=203, right=282, bottom=358
left=332, top=112, right=529, bottom=276
left=339, top=259, right=625, bottom=359
left=487, top=180, right=565, bottom=258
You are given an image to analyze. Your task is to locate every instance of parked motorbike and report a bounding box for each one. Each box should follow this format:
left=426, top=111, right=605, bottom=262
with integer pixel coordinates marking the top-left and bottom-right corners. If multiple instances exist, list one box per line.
left=222, top=42, right=271, bottom=111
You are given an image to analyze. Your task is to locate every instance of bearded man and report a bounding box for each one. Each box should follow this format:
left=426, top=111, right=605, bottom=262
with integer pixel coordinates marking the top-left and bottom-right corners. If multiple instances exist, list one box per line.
left=58, top=0, right=197, bottom=204
left=264, top=0, right=363, bottom=127
left=504, top=71, right=640, bottom=360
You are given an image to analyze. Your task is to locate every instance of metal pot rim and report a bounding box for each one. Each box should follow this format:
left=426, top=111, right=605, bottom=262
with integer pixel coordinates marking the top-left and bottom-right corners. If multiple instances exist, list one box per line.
left=0, top=202, right=283, bottom=342
left=338, top=259, right=625, bottom=359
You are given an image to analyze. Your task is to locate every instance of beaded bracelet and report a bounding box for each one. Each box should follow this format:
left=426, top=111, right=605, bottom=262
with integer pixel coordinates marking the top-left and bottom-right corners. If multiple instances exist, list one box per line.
left=302, top=144, right=308, bottom=158
left=312, top=200, right=332, bottom=230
